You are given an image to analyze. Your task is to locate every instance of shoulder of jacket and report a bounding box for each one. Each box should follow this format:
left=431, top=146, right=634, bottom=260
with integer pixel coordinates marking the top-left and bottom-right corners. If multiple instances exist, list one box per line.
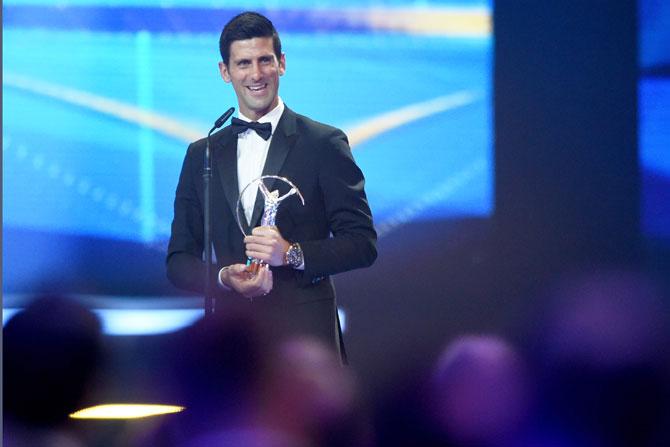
left=187, top=126, right=232, bottom=154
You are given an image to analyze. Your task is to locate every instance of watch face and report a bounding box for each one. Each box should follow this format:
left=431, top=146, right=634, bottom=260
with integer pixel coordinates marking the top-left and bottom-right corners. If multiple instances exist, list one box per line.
left=287, top=243, right=303, bottom=268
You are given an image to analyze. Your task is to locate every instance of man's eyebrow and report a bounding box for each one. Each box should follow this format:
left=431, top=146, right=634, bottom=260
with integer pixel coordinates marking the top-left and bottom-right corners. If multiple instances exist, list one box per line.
left=232, top=54, right=274, bottom=64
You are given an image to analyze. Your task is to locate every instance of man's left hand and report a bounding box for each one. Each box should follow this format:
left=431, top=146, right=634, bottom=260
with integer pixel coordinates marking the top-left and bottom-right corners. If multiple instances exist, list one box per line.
left=244, top=226, right=290, bottom=267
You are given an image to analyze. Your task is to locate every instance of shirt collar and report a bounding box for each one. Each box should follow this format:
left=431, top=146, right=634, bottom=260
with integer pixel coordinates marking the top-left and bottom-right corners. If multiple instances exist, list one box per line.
left=237, top=97, right=284, bottom=137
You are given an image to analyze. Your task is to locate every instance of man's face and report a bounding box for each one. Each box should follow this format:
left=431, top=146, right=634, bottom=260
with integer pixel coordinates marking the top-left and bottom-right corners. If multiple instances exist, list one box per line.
left=219, top=37, right=285, bottom=121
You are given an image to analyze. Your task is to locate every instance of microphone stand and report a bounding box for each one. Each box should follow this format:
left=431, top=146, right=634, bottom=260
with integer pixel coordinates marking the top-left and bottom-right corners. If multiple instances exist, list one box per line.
left=204, top=107, right=235, bottom=315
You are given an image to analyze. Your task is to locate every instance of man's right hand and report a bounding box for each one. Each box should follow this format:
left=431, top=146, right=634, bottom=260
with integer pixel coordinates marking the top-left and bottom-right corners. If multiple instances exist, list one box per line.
left=219, top=263, right=273, bottom=299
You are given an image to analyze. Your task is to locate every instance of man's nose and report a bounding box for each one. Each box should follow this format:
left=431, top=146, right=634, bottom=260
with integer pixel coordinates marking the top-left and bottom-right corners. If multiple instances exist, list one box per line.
left=251, top=62, right=263, bottom=80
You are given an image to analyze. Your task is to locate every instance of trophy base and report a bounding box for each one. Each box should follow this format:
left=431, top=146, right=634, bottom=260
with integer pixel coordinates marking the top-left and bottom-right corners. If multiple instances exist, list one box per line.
left=245, top=258, right=265, bottom=275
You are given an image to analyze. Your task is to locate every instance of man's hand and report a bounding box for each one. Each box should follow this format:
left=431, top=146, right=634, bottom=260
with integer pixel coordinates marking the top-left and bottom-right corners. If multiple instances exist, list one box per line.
left=244, top=226, right=290, bottom=267
left=220, top=263, right=273, bottom=299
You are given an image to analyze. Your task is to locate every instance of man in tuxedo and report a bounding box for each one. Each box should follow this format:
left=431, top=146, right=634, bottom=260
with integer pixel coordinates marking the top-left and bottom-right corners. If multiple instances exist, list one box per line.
left=166, top=11, right=377, bottom=359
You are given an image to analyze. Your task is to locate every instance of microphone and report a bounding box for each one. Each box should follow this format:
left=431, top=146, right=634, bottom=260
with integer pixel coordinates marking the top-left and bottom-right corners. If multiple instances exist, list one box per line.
left=210, top=107, right=236, bottom=134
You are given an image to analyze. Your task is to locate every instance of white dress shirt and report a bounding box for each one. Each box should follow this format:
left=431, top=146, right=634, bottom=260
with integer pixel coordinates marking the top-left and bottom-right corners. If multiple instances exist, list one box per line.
left=236, top=98, right=285, bottom=225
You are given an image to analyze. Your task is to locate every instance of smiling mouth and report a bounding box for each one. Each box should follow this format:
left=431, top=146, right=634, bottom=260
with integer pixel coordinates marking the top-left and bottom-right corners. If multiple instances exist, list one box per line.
left=247, top=84, right=267, bottom=92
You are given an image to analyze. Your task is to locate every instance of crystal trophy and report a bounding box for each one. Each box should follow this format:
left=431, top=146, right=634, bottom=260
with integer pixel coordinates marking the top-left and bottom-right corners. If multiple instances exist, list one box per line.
left=236, top=175, right=305, bottom=275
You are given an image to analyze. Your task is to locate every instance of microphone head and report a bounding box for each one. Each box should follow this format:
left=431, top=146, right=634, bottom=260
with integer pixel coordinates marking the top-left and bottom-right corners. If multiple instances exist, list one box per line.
left=215, top=107, right=236, bottom=128
left=209, top=107, right=235, bottom=136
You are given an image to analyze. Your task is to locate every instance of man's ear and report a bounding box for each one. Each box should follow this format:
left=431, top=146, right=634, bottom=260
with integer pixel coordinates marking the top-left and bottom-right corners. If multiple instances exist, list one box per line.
left=219, top=61, right=231, bottom=83
left=278, top=53, right=286, bottom=76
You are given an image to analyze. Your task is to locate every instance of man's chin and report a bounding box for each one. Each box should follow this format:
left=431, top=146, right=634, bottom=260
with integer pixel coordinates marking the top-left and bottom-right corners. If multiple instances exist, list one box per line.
left=244, top=99, right=277, bottom=118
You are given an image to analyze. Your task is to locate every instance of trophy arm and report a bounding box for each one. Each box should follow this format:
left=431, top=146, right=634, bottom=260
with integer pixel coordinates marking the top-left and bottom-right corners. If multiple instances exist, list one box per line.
left=258, top=181, right=272, bottom=200
left=277, top=188, right=298, bottom=203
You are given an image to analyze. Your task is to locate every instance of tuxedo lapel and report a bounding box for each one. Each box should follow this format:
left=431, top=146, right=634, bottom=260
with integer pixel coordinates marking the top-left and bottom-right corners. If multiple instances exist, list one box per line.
left=214, top=129, right=250, bottom=234
left=249, top=108, right=298, bottom=228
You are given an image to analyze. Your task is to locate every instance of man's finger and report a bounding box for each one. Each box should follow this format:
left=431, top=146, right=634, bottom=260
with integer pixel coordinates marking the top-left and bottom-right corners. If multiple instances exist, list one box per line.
left=245, top=235, right=275, bottom=246
left=251, top=226, right=274, bottom=236
left=229, top=264, right=249, bottom=274
left=246, top=246, right=272, bottom=257
left=245, top=241, right=271, bottom=251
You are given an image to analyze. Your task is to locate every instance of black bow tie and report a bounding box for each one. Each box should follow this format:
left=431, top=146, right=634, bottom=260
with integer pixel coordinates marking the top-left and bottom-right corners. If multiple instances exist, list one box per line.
left=231, top=117, right=272, bottom=140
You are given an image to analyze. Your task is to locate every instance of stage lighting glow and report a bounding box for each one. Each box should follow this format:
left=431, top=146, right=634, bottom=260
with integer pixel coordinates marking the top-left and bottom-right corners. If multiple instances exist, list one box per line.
left=98, top=309, right=202, bottom=335
left=3, top=309, right=20, bottom=324
left=3, top=307, right=202, bottom=336
left=70, top=404, right=184, bottom=419
left=3, top=307, right=345, bottom=335
left=338, top=308, right=346, bottom=332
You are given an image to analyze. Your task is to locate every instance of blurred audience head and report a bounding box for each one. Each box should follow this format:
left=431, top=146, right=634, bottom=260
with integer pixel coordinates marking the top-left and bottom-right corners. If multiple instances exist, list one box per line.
left=4, top=294, right=103, bottom=426
left=136, top=304, right=291, bottom=447
left=171, top=306, right=269, bottom=425
left=262, top=336, right=369, bottom=447
left=148, top=313, right=368, bottom=447
left=430, top=334, right=532, bottom=446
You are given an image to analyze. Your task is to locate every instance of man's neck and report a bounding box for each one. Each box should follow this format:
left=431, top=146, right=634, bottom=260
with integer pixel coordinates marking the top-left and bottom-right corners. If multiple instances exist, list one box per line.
left=238, top=97, right=284, bottom=128
left=239, top=97, right=284, bottom=123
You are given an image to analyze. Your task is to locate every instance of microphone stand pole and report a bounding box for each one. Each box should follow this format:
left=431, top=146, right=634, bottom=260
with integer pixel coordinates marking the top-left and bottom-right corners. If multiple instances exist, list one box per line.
left=204, top=107, right=235, bottom=316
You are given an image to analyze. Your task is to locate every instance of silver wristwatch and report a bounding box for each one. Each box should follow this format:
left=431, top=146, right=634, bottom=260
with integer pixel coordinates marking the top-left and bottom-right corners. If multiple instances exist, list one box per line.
left=284, top=242, right=304, bottom=268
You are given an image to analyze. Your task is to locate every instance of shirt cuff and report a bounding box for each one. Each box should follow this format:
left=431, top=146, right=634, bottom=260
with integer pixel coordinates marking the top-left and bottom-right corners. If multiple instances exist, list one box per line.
left=217, top=266, right=232, bottom=290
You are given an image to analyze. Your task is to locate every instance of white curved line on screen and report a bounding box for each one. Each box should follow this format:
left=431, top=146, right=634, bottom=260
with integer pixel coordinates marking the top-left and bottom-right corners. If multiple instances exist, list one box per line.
left=4, top=72, right=477, bottom=150
left=346, top=92, right=478, bottom=148
left=4, top=72, right=203, bottom=143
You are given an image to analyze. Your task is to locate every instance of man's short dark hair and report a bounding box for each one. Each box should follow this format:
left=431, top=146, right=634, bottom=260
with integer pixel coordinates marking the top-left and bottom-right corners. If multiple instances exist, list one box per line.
left=219, top=12, right=282, bottom=65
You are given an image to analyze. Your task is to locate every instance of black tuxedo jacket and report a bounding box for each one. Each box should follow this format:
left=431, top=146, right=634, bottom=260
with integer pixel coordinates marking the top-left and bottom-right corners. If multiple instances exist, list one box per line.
left=166, top=106, right=377, bottom=355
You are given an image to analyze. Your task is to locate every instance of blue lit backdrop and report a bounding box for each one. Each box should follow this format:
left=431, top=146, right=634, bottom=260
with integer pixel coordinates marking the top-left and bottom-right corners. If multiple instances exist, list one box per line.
left=3, top=1, right=493, bottom=301
left=640, top=0, right=670, bottom=243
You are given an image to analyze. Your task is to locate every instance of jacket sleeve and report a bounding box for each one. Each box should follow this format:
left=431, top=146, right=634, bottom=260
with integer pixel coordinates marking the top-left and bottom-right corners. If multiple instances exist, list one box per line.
left=299, top=129, right=377, bottom=284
